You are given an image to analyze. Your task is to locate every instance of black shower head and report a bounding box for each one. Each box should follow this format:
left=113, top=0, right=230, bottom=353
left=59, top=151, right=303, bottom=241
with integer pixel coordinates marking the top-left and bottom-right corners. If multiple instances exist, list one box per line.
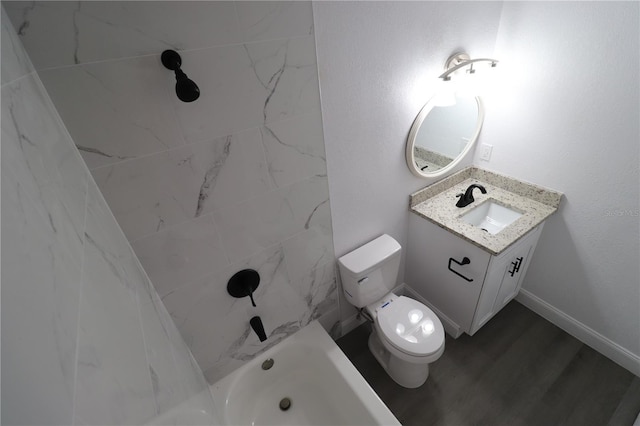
left=161, top=50, right=200, bottom=103
left=174, top=69, right=200, bottom=103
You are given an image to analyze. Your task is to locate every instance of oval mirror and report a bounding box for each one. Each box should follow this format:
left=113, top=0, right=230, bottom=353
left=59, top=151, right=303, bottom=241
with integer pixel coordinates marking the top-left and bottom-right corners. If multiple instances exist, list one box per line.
left=406, top=94, right=484, bottom=178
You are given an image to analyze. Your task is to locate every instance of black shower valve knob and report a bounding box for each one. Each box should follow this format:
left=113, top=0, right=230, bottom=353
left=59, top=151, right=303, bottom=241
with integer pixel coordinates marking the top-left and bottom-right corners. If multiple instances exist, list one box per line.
left=227, top=269, right=260, bottom=307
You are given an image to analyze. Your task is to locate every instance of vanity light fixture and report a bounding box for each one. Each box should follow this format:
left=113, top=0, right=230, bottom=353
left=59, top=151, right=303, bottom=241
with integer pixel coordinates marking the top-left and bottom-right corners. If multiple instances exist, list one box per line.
left=438, top=52, right=498, bottom=82
left=432, top=52, right=498, bottom=106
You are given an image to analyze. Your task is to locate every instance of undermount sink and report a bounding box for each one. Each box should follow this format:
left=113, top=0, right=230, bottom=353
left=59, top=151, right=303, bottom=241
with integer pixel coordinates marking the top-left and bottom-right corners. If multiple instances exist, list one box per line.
left=460, top=200, right=523, bottom=235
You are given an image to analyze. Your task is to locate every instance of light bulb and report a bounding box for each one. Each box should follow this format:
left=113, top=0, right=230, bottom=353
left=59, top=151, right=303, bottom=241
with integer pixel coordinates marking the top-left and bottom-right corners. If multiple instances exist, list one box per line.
left=434, top=80, right=457, bottom=106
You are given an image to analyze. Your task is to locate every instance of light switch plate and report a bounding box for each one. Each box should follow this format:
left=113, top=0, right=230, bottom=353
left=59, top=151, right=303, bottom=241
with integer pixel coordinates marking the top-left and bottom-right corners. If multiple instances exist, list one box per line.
left=480, top=143, right=493, bottom=161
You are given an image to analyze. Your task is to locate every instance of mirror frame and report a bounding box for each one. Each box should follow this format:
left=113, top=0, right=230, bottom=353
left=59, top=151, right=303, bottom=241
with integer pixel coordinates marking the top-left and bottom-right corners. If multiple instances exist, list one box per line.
left=406, top=95, right=485, bottom=178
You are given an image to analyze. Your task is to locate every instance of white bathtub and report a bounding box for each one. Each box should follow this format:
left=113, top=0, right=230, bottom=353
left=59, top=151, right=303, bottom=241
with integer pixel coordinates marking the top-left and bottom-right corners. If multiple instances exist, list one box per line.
left=210, top=321, right=401, bottom=426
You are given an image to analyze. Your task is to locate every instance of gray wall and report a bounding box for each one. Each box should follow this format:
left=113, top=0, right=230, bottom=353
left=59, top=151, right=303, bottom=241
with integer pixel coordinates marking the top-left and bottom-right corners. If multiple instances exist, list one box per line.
left=1, top=7, right=215, bottom=425
left=313, top=0, right=504, bottom=323
left=4, top=1, right=338, bottom=384
left=479, top=1, right=640, bottom=371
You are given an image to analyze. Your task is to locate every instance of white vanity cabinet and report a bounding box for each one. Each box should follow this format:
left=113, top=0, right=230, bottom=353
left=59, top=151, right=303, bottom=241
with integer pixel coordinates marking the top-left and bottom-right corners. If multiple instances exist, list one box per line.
left=406, top=213, right=543, bottom=337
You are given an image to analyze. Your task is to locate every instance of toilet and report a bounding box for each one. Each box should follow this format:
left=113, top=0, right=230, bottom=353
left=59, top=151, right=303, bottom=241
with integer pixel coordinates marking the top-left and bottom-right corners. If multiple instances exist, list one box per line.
left=338, top=234, right=445, bottom=388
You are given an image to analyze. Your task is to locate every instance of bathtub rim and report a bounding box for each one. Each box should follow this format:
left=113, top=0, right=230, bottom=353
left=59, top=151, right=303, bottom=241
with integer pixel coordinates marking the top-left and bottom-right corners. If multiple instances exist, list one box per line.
left=209, top=320, right=401, bottom=426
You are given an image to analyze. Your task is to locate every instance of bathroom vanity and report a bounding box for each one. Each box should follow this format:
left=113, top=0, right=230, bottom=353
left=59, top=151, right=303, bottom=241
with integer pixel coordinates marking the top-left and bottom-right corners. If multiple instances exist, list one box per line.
left=403, top=53, right=562, bottom=338
left=406, top=167, right=562, bottom=338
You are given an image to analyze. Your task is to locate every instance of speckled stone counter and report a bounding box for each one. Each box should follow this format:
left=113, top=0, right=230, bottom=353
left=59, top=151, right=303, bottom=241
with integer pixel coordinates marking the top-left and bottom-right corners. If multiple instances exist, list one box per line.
left=410, top=167, right=563, bottom=255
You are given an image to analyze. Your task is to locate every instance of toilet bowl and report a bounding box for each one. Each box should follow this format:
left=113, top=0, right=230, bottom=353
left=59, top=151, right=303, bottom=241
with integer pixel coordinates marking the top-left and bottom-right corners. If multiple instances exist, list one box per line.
left=367, top=294, right=445, bottom=387
left=338, top=234, right=445, bottom=388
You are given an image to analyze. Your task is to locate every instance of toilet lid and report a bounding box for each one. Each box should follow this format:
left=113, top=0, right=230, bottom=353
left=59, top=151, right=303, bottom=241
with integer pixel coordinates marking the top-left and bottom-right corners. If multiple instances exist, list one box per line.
left=376, top=296, right=445, bottom=357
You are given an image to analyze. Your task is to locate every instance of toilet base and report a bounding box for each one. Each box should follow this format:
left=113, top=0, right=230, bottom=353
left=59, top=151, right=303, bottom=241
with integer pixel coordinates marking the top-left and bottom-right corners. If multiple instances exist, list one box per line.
left=368, top=332, right=430, bottom=388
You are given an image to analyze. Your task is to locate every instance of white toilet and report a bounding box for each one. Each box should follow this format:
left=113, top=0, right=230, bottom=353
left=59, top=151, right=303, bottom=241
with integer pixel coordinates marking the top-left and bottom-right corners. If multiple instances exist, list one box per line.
left=338, top=234, right=445, bottom=388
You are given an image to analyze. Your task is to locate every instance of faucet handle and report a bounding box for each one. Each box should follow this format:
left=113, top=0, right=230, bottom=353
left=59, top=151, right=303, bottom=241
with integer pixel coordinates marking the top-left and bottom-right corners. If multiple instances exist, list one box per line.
left=227, top=269, right=260, bottom=307
left=248, top=288, right=256, bottom=307
left=455, top=193, right=467, bottom=208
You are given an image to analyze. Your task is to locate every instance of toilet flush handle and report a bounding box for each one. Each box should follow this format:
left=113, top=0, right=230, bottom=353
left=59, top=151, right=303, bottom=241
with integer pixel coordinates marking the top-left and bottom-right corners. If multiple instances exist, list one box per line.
left=358, top=277, right=369, bottom=285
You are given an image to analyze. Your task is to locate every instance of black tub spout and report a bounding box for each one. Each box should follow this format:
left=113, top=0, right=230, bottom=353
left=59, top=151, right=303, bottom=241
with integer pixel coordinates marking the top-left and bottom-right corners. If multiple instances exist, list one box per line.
left=250, top=316, right=267, bottom=342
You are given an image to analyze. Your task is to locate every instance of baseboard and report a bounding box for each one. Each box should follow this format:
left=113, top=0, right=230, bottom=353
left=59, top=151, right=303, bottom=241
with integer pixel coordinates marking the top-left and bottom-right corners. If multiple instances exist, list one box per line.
left=341, top=313, right=366, bottom=336
left=516, top=289, right=640, bottom=377
left=316, top=307, right=342, bottom=339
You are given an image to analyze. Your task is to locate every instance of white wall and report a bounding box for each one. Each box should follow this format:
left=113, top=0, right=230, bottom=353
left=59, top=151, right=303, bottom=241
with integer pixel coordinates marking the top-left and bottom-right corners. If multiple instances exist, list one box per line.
left=313, top=1, right=503, bottom=320
left=479, top=2, right=640, bottom=369
left=1, top=8, right=215, bottom=425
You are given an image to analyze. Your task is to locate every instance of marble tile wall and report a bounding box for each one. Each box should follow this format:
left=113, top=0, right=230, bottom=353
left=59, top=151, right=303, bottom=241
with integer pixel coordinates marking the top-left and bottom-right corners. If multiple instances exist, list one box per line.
left=5, top=1, right=340, bottom=383
left=1, top=7, right=216, bottom=425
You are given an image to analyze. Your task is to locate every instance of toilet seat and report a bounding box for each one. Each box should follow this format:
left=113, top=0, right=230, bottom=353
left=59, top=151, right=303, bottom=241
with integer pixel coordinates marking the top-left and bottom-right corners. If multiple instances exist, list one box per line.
left=376, top=296, right=445, bottom=358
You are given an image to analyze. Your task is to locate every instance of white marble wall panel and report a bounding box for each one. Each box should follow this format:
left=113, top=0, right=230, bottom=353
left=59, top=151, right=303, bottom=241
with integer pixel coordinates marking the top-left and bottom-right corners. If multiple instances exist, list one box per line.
left=9, top=5, right=319, bottom=167
left=1, top=73, right=87, bottom=426
left=39, top=55, right=185, bottom=169
left=134, top=267, right=187, bottom=418
left=174, top=244, right=293, bottom=353
left=3, top=1, right=241, bottom=69
left=245, top=35, right=321, bottom=124
left=4, top=1, right=313, bottom=70
left=258, top=175, right=332, bottom=240
left=132, top=256, right=216, bottom=422
left=236, top=1, right=314, bottom=42
left=213, top=175, right=331, bottom=263
left=295, top=262, right=339, bottom=325
left=147, top=287, right=214, bottom=411
left=1, top=75, right=88, bottom=253
left=3, top=1, right=79, bottom=69
left=168, top=244, right=312, bottom=382
left=261, top=110, right=327, bottom=188
left=132, top=214, right=230, bottom=298
left=160, top=231, right=338, bottom=383
left=1, top=7, right=33, bottom=84
left=171, top=35, right=320, bottom=145
left=1, top=16, right=216, bottom=424
left=92, top=129, right=270, bottom=241
left=282, top=225, right=334, bottom=283
left=76, top=182, right=216, bottom=425
left=8, top=0, right=336, bottom=388
left=74, top=183, right=157, bottom=426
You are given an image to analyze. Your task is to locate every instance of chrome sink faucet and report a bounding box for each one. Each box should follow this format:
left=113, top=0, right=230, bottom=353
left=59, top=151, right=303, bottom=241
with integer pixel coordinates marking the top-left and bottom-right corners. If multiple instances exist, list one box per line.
left=456, top=184, right=487, bottom=208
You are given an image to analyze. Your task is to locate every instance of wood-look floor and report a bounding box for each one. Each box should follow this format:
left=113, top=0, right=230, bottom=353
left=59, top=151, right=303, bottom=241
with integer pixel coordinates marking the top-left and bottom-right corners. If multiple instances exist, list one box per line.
left=337, top=301, right=640, bottom=426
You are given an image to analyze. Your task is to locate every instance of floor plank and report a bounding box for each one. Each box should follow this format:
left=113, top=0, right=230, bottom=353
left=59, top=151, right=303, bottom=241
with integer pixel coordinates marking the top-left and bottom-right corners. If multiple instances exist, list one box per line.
left=337, top=301, right=640, bottom=426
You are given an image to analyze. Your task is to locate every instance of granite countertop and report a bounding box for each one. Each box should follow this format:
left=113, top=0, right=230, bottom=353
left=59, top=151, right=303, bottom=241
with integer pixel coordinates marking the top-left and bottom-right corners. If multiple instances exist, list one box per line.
left=410, top=167, right=563, bottom=255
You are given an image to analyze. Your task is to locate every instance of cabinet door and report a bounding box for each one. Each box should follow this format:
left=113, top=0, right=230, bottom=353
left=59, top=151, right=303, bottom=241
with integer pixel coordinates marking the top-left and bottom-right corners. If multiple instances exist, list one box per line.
left=494, top=232, right=539, bottom=310
left=407, top=214, right=492, bottom=333
left=469, top=254, right=513, bottom=334
left=469, top=224, right=543, bottom=335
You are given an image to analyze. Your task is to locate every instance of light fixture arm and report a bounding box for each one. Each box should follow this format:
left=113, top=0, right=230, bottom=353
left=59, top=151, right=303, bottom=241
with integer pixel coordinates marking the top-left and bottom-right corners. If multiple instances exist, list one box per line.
left=439, top=57, right=499, bottom=81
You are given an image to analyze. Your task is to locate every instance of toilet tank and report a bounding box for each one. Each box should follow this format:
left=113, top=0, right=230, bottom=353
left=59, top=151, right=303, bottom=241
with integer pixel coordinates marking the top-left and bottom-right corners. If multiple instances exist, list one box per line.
left=338, top=234, right=401, bottom=308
